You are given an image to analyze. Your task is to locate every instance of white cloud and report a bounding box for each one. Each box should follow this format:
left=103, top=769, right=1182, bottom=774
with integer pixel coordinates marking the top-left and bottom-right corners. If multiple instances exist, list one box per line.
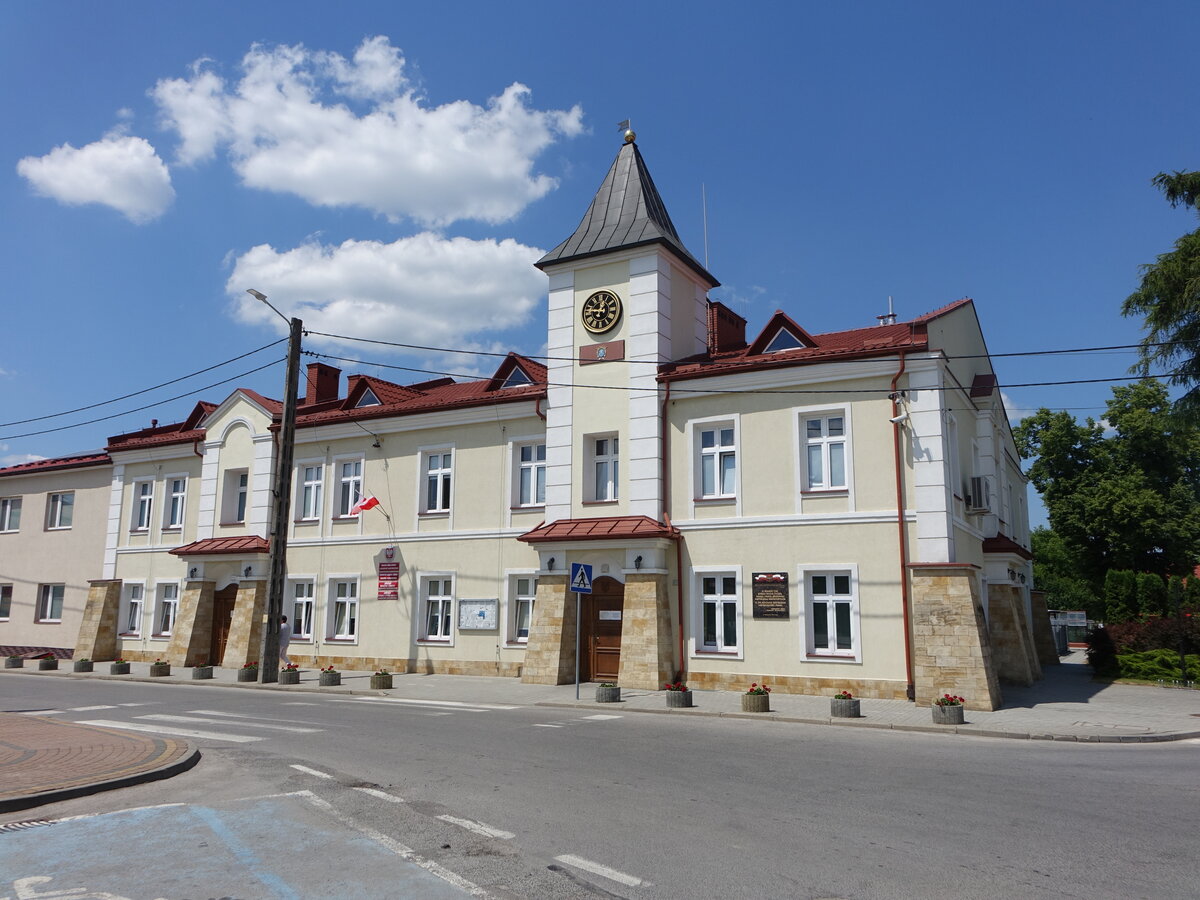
left=1000, top=391, right=1035, bottom=424
left=154, top=37, right=583, bottom=226
left=16, top=132, right=174, bottom=223
left=227, top=233, right=547, bottom=357
left=0, top=443, right=45, bottom=467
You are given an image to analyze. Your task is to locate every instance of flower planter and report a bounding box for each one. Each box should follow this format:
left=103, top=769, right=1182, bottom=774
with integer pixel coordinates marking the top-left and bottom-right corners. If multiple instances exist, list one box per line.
left=149, top=663, right=171, bottom=677
left=370, top=673, right=393, bottom=690
left=192, top=666, right=214, bottom=680
left=742, top=693, right=770, bottom=713
left=595, top=684, right=621, bottom=703
left=319, top=671, right=341, bottom=687
left=665, top=690, right=693, bottom=708
left=932, top=703, right=965, bottom=725
left=5, top=658, right=23, bottom=669
left=38, top=658, right=59, bottom=671
left=237, top=668, right=259, bottom=683
left=278, top=669, right=300, bottom=685
left=110, top=662, right=130, bottom=675
left=831, top=698, right=861, bottom=718
left=73, top=660, right=94, bottom=673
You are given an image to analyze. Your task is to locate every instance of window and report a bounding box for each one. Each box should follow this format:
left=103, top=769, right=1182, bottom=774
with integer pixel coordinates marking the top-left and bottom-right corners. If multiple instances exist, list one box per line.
left=235, top=473, right=248, bottom=522
left=37, top=584, right=65, bottom=622
left=511, top=575, right=537, bottom=643
left=221, top=470, right=249, bottom=524
left=698, top=425, right=736, bottom=498
left=291, top=581, right=314, bottom=640
left=133, top=481, right=154, bottom=531
left=355, top=388, right=381, bottom=408
left=337, top=460, right=363, bottom=517
left=804, top=414, right=847, bottom=491
left=422, top=577, right=453, bottom=641
left=764, top=330, right=804, bottom=353
left=165, top=478, right=186, bottom=530
left=804, top=569, right=859, bottom=659
left=330, top=580, right=358, bottom=640
left=502, top=367, right=532, bottom=388
left=697, top=572, right=740, bottom=653
left=46, top=492, right=74, bottom=529
left=589, top=435, right=619, bottom=502
left=422, top=451, right=452, bottom=513
left=154, top=583, right=179, bottom=636
left=122, top=584, right=143, bottom=634
left=0, top=497, right=20, bottom=532
left=299, top=465, right=323, bottom=520
left=516, top=443, right=546, bottom=506
left=0, top=584, right=12, bottom=619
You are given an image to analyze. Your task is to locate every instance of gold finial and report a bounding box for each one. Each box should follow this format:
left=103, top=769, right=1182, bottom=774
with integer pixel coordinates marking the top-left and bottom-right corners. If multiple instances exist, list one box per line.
left=618, top=119, right=635, bottom=144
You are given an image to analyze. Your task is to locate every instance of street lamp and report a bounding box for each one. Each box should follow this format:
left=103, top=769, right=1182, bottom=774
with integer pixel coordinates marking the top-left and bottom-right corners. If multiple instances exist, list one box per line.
left=248, top=289, right=302, bottom=684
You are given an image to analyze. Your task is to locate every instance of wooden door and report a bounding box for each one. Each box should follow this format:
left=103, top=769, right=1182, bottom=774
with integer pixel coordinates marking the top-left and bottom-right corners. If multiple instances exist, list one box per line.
left=209, top=585, right=238, bottom=666
left=586, top=576, right=624, bottom=682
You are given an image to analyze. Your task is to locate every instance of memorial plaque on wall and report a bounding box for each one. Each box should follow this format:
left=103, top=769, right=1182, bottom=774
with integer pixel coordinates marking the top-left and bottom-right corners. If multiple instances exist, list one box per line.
left=752, top=572, right=790, bottom=618
left=377, top=562, right=400, bottom=601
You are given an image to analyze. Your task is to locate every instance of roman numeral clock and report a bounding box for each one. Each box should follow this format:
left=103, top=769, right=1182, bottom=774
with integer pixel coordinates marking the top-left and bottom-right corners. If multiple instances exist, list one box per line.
left=580, top=290, right=622, bottom=334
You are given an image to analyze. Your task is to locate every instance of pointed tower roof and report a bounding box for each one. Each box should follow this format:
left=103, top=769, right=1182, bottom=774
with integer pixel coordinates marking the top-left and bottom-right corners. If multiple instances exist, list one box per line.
left=536, top=134, right=718, bottom=287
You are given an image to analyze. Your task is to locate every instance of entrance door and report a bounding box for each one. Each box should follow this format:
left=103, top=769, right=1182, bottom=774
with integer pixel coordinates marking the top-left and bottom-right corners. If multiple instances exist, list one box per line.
left=209, top=584, right=238, bottom=665
left=585, top=576, right=624, bottom=682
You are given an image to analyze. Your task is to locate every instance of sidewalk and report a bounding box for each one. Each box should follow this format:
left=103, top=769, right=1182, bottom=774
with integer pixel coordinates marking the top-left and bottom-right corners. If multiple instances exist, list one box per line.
left=3, top=653, right=1198, bottom=813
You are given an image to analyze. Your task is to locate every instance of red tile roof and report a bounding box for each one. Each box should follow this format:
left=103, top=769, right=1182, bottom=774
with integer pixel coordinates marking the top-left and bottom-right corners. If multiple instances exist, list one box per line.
left=518, top=515, right=680, bottom=543
left=0, top=452, right=110, bottom=478
left=169, top=535, right=270, bottom=556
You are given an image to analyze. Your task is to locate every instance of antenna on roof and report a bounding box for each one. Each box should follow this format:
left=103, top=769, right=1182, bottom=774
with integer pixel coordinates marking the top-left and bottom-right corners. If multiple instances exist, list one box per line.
left=876, top=296, right=897, bottom=326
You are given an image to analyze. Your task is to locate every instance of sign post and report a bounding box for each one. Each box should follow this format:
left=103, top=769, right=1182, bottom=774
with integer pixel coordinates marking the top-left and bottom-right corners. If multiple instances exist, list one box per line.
left=569, top=563, right=593, bottom=700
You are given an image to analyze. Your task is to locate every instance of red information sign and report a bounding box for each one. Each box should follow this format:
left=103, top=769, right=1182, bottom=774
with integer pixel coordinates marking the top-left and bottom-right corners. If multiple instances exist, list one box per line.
left=378, top=562, right=400, bottom=601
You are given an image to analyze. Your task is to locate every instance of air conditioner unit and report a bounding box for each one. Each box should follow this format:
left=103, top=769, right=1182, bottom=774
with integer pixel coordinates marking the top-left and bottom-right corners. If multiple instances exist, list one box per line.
left=967, top=475, right=992, bottom=514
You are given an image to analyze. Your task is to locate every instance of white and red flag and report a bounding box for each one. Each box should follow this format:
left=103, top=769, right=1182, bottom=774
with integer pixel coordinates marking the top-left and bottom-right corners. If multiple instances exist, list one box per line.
left=350, top=495, right=380, bottom=515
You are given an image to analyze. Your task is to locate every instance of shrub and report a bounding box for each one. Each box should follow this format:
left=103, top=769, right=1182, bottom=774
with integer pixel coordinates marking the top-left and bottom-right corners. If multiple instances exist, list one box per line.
left=1136, top=572, right=1167, bottom=618
left=1104, top=570, right=1136, bottom=623
left=1086, top=626, right=1119, bottom=676
left=1115, top=649, right=1199, bottom=682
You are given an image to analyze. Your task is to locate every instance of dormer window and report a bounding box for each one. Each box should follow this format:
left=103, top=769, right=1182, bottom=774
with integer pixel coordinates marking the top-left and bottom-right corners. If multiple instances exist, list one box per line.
left=764, top=330, right=805, bottom=353
left=355, top=388, right=382, bottom=408
left=502, top=367, right=532, bottom=388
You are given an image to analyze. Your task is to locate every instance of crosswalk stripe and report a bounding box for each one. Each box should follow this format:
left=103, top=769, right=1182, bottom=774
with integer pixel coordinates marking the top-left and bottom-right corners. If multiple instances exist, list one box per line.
left=69, top=705, right=117, bottom=711
left=353, top=787, right=405, bottom=804
left=290, top=764, right=333, bottom=779
left=582, top=714, right=622, bottom=721
left=533, top=724, right=563, bottom=728
left=324, top=699, right=455, bottom=716
left=76, top=719, right=264, bottom=743
left=437, top=815, right=514, bottom=840
left=188, top=708, right=325, bottom=726
left=138, top=714, right=321, bottom=733
left=343, top=697, right=519, bottom=711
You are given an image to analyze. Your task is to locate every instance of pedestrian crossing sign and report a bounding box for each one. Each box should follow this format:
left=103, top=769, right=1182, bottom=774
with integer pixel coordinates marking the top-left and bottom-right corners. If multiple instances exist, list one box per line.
left=570, top=562, right=593, bottom=594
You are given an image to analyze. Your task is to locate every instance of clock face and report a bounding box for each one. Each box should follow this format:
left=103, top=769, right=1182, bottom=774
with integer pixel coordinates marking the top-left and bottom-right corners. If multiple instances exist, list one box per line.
left=581, top=290, right=622, bottom=334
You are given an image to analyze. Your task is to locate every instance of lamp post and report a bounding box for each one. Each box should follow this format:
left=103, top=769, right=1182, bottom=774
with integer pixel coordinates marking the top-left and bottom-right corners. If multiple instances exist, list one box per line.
left=247, top=289, right=301, bottom=684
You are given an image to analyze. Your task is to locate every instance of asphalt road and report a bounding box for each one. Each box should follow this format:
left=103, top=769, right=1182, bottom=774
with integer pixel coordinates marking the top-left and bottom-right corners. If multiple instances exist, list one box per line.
left=1, top=675, right=1197, bottom=899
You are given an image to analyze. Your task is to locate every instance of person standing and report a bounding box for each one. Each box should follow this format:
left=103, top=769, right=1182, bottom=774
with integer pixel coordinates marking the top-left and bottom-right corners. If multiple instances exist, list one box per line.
left=278, top=615, right=293, bottom=667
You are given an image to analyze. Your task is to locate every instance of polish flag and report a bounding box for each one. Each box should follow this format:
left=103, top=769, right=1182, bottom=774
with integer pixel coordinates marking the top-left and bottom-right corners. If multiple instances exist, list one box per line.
left=351, top=495, right=380, bottom=515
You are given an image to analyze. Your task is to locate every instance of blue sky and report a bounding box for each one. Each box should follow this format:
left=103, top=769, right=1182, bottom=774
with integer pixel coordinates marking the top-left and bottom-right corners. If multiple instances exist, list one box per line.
left=3, top=2, right=1199, bottom=528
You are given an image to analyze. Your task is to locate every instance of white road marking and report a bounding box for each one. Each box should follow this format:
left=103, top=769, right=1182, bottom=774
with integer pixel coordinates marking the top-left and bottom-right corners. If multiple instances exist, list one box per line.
left=555, top=854, right=645, bottom=887
left=582, top=714, right=622, bottom=721
left=69, top=705, right=117, bottom=711
left=137, top=714, right=321, bottom=733
left=19, top=710, right=63, bottom=716
left=189, top=708, right=325, bottom=725
left=75, top=719, right=264, bottom=743
left=298, top=792, right=492, bottom=898
left=289, top=764, right=334, bottom=779
left=343, top=696, right=521, bottom=711
left=117, top=702, right=154, bottom=707
left=353, top=787, right=406, bottom=803
left=324, top=699, right=455, bottom=716
left=533, top=724, right=563, bottom=728
left=281, top=701, right=320, bottom=705
left=437, top=815, right=514, bottom=840
left=44, top=803, right=186, bottom=825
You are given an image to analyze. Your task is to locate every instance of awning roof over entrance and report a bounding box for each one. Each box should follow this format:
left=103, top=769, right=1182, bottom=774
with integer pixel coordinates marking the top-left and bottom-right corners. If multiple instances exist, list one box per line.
left=169, top=535, right=270, bottom=556
left=518, top=515, right=679, bottom=543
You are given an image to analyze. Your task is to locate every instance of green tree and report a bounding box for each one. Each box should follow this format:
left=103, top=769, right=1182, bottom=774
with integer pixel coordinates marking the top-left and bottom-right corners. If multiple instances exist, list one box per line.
left=1104, top=570, right=1136, bottom=624
left=1136, top=571, right=1167, bottom=618
left=1122, top=170, right=1200, bottom=416
left=1030, top=527, right=1100, bottom=618
left=1015, top=380, right=1200, bottom=584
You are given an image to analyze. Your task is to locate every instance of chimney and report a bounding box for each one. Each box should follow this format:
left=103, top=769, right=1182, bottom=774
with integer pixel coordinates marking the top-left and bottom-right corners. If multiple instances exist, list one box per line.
left=304, top=362, right=341, bottom=405
left=706, top=300, right=747, bottom=354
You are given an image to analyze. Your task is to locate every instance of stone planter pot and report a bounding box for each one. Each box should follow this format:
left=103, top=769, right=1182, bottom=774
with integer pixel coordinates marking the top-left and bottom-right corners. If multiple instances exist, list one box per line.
left=932, top=703, right=965, bottom=725
left=831, top=698, right=861, bottom=718
left=741, top=693, right=770, bottom=713
left=237, top=668, right=259, bottom=683
left=38, top=658, right=59, bottom=671
left=665, top=690, right=693, bottom=708
left=192, top=666, right=214, bottom=680
left=370, top=673, right=393, bottom=690
left=110, top=662, right=130, bottom=675
left=319, top=671, right=341, bottom=687
left=278, top=669, right=300, bottom=685
left=73, top=660, right=94, bottom=673
left=595, top=684, right=621, bottom=703
left=149, top=663, right=170, bottom=677
left=5, top=657, right=23, bottom=668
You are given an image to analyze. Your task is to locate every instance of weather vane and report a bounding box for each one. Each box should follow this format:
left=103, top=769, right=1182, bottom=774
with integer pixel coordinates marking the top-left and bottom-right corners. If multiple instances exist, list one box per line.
left=618, top=119, right=635, bottom=143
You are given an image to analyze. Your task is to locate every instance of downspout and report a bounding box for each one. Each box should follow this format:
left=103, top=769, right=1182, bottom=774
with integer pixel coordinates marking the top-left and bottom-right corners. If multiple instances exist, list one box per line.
left=193, top=439, right=203, bottom=458
left=535, top=396, right=546, bottom=422
left=891, top=352, right=915, bottom=701
left=661, top=379, right=686, bottom=681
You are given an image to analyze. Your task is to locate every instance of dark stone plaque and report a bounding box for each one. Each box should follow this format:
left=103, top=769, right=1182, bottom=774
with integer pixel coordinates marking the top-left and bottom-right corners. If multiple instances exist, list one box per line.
left=752, top=572, right=790, bottom=618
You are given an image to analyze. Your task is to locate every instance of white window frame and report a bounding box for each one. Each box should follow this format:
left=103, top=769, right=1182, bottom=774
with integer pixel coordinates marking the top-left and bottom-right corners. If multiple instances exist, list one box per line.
left=36, top=584, right=65, bottom=623
left=164, top=476, right=187, bottom=531
left=800, top=410, right=849, bottom=492
left=153, top=582, right=180, bottom=637
left=799, top=564, right=861, bottom=663
left=121, top=582, right=145, bottom=635
left=0, top=497, right=20, bottom=532
left=691, top=566, right=743, bottom=659
left=420, top=448, right=453, bottom=515
left=132, top=480, right=154, bottom=532
left=586, top=433, right=620, bottom=502
left=513, top=440, right=546, bottom=508
left=507, top=571, right=538, bottom=644
left=418, top=573, right=455, bottom=644
left=691, top=417, right=739, bottom=502
left=289, top=578, right=315, bottom=641
left=297, top=462, right=324, bottom=522
left=0, top=583, right=11, bottom=620
left=335, top=458, right=364, bottom=518
left=46, top=491, right=74, bottom=530
left=327, top=577, right=359, bottom=641
left=220, top=469, right=249, bottom=524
